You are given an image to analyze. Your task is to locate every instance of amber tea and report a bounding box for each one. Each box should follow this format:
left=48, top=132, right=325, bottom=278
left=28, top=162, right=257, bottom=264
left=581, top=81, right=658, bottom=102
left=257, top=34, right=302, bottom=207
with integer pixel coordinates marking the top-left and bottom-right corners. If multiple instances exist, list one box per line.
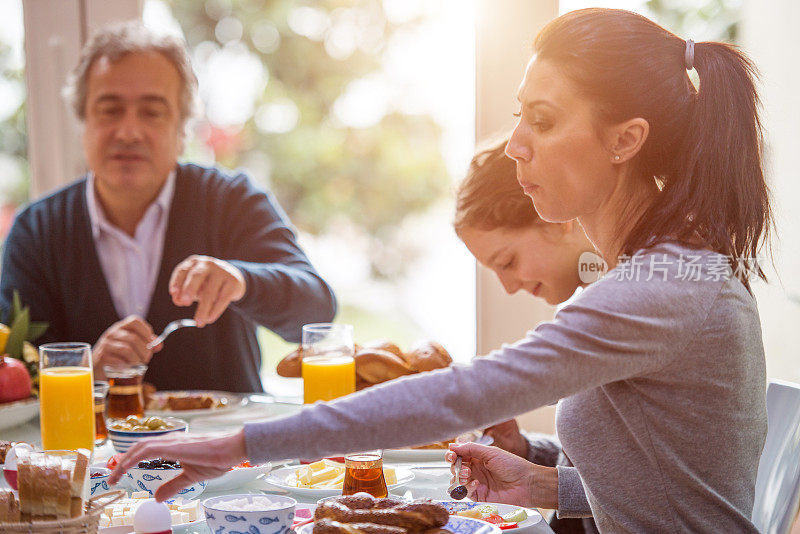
left=342, top=452, right=387, bottom=498
left=104, top=365, right=146, bottom=419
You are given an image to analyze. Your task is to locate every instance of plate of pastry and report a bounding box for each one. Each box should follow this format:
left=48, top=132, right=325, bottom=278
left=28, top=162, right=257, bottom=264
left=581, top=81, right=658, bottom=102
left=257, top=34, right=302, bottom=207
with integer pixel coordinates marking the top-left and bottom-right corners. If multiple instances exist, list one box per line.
left=144, top=390, right=247, bottom=417
left=297, top=495, right=500, bottom=534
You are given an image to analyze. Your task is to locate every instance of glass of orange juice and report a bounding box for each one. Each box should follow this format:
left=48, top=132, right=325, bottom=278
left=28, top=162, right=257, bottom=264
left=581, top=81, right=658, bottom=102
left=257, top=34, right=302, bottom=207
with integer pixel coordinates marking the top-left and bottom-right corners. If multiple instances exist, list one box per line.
left=39, top=343, right=95, bottom=451
left=301, top=323, right=355, bottom=404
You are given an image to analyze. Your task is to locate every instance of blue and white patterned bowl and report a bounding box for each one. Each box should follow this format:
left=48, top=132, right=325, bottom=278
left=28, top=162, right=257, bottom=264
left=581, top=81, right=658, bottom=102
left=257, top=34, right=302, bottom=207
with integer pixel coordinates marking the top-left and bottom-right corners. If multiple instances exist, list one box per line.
left=107, top=417, right=188, bottom=453
left=202, top=493, right=296, bottom=534
left=89, top=466, right=112, bottom=497
left=443, top=515, right=502, bottom=534
left=124, top=466, right=207, bottom=500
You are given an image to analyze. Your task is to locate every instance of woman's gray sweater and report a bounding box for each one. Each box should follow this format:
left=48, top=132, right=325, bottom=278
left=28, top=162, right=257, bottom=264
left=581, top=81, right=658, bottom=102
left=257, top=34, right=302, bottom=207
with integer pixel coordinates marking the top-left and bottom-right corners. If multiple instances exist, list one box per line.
left=244, top=242, right=767, bottom=533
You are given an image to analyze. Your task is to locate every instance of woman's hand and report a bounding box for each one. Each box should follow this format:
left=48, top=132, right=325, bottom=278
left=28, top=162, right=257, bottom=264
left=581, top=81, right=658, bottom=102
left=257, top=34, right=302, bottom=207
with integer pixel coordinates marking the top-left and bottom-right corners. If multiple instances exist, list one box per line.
left=447, top=442, right=559, bottom=509
left=108, top=430, right=248, bottom=502
left=483, top=419, right=528, bottom=458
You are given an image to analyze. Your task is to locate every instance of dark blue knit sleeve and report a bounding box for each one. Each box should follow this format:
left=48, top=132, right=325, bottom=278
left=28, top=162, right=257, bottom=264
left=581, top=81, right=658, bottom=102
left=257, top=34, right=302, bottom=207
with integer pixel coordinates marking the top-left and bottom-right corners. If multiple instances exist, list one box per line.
left=0, top=208, right=66, bottom=345
left=219, top=172, right=337, bottom=343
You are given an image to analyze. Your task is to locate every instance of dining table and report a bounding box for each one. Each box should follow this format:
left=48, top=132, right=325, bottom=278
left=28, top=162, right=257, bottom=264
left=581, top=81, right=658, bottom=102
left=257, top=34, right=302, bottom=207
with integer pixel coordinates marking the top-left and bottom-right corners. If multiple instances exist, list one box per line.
left=1, top=388, right=555, bottom=534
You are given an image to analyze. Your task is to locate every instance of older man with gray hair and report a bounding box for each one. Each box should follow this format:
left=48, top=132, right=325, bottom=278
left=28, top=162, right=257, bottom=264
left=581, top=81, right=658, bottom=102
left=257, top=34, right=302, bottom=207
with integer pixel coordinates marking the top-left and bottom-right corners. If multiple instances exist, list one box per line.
left=0, top=21, right=337, bottom=392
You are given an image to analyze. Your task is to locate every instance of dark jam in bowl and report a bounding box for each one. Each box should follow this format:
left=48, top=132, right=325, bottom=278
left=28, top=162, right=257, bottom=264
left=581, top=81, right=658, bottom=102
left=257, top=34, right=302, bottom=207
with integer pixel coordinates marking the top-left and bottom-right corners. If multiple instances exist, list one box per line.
left=137, top=458, right=181, bottom=469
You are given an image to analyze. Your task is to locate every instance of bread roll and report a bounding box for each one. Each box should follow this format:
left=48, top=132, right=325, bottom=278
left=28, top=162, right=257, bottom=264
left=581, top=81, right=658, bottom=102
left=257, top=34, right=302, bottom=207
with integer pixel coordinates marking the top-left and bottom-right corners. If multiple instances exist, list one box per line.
left=277, top=346, right=304, bottom=377
left=354, top=349, right=413, bottom=384
left=404, top=341, right=452, bottom=372
left=361, top=340, right=404, bottom=360
left=277, top=344, right=362, bottom=378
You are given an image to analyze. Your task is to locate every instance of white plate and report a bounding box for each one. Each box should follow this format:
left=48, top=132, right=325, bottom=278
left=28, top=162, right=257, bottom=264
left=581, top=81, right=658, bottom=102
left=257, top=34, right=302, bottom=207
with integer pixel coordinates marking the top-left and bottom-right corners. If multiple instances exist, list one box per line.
left=145, top=390, right=247, bottom=417
left=205, top=462, right=272, bottom=491
left=383, top=447, right=448, bottom=462
left=264, top=466, right=414, bottom=499
left=0, top=397, right=39, bottom=431
left=440, top=502, right=544, bottom=534
left=296, top=513, right=501, bottom=534
left=99, top=518, right=207, bottom=534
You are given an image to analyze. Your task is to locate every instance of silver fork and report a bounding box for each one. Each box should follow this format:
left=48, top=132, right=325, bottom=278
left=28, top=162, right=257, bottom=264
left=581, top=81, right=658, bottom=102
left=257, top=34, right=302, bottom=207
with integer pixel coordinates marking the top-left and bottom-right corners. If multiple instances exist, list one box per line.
left=147, top=319, right=197, bottom=349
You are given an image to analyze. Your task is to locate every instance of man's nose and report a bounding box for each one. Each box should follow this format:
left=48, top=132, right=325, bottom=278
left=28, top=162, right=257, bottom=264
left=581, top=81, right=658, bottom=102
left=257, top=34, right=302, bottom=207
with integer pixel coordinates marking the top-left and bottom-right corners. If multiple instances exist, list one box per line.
left=115, top=109, right=144, bottom=141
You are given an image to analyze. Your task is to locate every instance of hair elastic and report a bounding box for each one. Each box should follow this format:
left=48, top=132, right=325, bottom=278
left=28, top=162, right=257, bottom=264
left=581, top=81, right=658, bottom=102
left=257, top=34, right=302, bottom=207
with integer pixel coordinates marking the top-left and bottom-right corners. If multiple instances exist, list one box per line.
left=685, top=39, right=695, bottom=70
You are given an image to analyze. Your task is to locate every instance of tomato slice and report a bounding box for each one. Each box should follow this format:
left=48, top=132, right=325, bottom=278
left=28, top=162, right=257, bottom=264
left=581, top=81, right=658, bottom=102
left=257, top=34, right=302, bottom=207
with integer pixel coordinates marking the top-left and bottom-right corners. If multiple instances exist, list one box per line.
left=497, top=523, right=519, bottom=530
left=106, top=453, right=124, bottom=470
left=485, top=514, right=505, bottom=524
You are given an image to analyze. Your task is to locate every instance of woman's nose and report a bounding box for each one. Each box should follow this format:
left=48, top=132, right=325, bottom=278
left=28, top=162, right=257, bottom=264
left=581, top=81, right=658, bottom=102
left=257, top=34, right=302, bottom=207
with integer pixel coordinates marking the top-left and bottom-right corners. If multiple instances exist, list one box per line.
left=505, top=123, right=532, bottom=163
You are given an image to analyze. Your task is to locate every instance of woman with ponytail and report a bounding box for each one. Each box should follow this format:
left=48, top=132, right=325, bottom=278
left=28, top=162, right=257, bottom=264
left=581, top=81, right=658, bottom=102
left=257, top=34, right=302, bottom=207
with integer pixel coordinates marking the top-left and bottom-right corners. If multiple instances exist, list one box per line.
left=111, top=9, right=772, bottom=533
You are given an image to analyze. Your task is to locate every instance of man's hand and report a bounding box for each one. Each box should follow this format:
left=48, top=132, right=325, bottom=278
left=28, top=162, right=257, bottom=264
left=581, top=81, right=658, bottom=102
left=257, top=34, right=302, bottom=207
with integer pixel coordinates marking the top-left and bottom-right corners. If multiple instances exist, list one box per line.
left=168, top=255, right=246, bottom=327
left=91, top=316, right=160, bottom=378
left=108, top=430, right=248, bottom=502
left=483, top=419, right=529, bottom=458
left=447, top=442, right=557, bottom=509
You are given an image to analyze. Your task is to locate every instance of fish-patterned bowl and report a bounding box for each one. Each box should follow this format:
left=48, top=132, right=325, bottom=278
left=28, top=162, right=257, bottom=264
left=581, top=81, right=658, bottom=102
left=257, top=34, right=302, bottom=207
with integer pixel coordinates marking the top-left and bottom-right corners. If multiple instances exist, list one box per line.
left=124, top=465, right=207, bottom=500
left=89, top=466, right=113, bottom=497
left=202, top=494, right=297, bottom=534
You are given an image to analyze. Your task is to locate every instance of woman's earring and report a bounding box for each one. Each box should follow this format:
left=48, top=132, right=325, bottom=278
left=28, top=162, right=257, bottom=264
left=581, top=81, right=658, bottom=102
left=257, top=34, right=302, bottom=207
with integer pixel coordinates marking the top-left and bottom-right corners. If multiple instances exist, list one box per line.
left=613, top=155, right=621, bottom=161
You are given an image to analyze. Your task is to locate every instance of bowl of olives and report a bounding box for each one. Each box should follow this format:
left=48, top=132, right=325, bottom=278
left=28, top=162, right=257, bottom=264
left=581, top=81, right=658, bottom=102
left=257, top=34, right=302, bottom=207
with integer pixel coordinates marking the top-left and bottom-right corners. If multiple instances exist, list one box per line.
left=107, top=415, right=188, bottom=453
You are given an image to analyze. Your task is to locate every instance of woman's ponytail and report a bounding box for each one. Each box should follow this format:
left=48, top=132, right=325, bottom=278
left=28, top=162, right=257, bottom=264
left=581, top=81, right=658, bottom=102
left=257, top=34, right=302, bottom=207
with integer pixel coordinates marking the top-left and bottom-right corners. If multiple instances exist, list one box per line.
left=668, top=41, right=772, bottom=286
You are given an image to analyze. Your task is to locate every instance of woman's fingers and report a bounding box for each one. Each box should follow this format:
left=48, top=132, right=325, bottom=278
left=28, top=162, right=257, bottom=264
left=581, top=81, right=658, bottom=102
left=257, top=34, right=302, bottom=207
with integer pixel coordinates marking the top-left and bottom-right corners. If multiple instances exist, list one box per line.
left=467, top=480, right=482, bottom=501
left=154, top=472, right=195, bottom=502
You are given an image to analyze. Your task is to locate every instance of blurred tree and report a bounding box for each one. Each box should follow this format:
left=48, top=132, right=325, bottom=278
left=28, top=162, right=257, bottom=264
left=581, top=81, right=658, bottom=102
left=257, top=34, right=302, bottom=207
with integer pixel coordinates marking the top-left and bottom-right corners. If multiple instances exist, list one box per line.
left=167, top=0, right=451, bottom=278
left=0, top=39, right=29, bottom=209
left=646, top=0, right=741, bottom=42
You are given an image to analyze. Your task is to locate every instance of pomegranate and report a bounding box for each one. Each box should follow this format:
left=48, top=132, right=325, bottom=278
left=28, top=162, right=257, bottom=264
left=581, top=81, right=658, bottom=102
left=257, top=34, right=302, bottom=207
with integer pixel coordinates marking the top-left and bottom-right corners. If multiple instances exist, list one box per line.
left=0, top=356, right=31, bottom=403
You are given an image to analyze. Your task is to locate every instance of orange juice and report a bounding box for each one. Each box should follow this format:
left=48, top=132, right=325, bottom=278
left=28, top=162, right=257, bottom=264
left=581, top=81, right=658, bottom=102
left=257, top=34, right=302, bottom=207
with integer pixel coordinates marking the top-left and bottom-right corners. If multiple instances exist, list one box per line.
left=40, top=367, right=95, bottom=451
left=302, top=354, right=356, bottom=403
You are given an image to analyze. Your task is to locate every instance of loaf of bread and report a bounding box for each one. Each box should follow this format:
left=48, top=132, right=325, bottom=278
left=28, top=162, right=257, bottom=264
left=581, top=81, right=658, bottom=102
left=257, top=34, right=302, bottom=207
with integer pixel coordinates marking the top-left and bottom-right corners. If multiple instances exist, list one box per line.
left=277, top=340, right=452, bottom=387
left=0, top=491, right=20, bottom=522
left=15, top=448, right=89, bottom=520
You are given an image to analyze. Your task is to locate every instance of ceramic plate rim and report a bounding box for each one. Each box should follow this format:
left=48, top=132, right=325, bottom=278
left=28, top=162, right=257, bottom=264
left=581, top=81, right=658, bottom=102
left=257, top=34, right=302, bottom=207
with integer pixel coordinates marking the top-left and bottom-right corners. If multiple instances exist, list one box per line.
left=438, top=501, right=544, bottom=532
left=204, top=462, right=272, bottom=491
left=145, top=390, right=247, bottom=417
left=0, top=397, right=39, bottom=430
left=265, top=465, right=414, bottom=497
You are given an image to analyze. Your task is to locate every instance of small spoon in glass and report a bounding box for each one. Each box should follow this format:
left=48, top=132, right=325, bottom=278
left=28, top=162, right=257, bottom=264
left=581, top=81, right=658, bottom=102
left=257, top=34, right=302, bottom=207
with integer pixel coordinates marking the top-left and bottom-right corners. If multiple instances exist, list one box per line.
left=147, top=319, right=197, bottom=350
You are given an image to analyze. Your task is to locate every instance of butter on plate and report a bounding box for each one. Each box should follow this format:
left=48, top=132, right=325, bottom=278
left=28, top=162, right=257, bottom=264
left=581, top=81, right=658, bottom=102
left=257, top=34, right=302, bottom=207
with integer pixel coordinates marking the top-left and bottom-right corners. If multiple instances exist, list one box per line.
left=290, top=460, right=396, bottom=489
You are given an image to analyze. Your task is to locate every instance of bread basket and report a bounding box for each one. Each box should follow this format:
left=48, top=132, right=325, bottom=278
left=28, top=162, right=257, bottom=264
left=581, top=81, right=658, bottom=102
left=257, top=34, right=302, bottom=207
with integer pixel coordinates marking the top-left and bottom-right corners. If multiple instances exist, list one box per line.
left=0, top=489, right=124, bottom=533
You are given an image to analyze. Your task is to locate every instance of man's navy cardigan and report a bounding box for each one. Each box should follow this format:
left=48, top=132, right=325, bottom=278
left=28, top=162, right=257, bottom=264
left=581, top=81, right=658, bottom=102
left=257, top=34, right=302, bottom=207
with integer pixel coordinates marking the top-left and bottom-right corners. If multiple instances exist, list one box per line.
left=0, top=164, right=337, bottom=392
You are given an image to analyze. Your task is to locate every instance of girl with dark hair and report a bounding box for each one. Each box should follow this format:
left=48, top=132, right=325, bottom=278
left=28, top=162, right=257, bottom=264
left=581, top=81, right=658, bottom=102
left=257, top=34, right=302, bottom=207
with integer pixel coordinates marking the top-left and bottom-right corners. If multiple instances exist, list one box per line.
left=455, top=141, right=598, bottom=534
left=455, top=137, right=595, bottom=306
left=111, top=9, right=772, bottom=532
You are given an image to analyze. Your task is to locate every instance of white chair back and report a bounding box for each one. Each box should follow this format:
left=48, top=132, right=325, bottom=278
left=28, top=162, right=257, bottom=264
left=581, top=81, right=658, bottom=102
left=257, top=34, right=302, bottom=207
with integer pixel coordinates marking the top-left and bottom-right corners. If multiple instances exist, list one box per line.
left=753, top=379, right=800, bottom=534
